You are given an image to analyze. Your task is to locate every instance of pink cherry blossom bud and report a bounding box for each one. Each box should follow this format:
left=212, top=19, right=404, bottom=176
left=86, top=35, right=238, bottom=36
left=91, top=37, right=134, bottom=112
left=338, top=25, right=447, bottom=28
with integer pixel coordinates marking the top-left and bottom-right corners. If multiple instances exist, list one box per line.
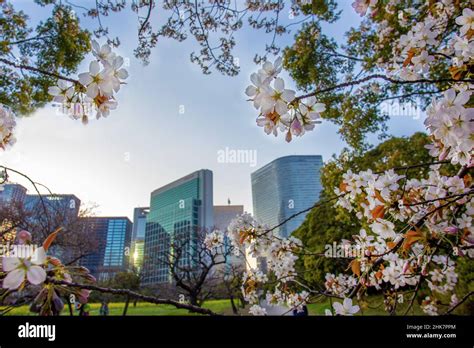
left=403, top=261, right=410, bottom=274
left=421, top=266, right=428, bottom=276
left=17, top=230, right=32, bottom=244
left=365, top=249, right=371, bottom=257
left=444, top=226, right=458, bottom=235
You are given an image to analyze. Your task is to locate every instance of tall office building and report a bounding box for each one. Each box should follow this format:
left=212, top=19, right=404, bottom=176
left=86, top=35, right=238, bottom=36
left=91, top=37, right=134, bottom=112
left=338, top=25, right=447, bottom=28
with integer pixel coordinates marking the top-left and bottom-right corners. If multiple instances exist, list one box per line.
left=0, top=189, right=81, bottom=254
left=24, top=194, right=81, bottom=223
left=251, top=155, right=323, bottom=238
left=142, top=169, right=213, bottom=285
left=131, top=207, right=149, bottom=271
left=0, top=183, right=27, bottom=204
left=0, top=183, right=27, bottom=243
left=213, top=205, right=245, bottom=271
left=79, top=216, right=132, bottom=281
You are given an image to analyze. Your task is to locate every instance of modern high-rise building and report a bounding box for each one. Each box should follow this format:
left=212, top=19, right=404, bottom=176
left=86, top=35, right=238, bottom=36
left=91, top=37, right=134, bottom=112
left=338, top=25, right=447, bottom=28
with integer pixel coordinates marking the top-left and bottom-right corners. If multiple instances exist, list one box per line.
left=131, top=207, right=149, bottom=271
left=142, top=169, right=213, bottom=285
left=213, top=205, right=245, bottom=271
left=79, top=216, right=132, bottom=281
left=251, top=155, right=323, bottom=238
left=0, top=183, right=27, bottom=204
left=24, top=194, right=81, bottom=224
left=0, top=187, right=82, bottom=259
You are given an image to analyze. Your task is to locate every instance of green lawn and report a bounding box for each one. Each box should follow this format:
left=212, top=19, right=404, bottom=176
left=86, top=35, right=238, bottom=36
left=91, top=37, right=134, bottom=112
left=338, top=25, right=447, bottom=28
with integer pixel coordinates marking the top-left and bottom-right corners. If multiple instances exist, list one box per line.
left=3, top=299, right=235, bottom=316
left=4, top=296, right=424, bottom=316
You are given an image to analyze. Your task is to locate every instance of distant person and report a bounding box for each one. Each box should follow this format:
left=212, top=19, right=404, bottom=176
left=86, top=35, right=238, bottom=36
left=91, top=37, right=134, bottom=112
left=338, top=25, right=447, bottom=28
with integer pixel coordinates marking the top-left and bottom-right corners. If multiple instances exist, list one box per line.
left=99, top=301, right=109, bottom=316
left=293, top=305, right=308, bottom=316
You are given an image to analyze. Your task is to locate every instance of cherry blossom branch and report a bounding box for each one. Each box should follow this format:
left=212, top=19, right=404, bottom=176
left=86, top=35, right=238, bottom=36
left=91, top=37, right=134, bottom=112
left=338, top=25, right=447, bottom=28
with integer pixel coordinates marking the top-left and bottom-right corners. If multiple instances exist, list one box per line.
left=373, top=161, right=450, bottom=175
left=0, top=58, right=79, bottom=85
left=375, top=90, right=443, bottom=104
left=262, top=193, right=345, bottom=234
left=402, top=189, right=474, bottom=207
left=348, top=166, right=471, bottom=299
left=0, top=165, right=52, bottom=223
left=403, top=276, right=423, bottom=315
left=294, top=74, right=474, bottom=101
left=6, top=35, right=53, bottom=45
left=443, top=291, right=474, bottom=314
left=138, top=0, right=154, bottom=36
left=48, top=279, right=220, bottom=316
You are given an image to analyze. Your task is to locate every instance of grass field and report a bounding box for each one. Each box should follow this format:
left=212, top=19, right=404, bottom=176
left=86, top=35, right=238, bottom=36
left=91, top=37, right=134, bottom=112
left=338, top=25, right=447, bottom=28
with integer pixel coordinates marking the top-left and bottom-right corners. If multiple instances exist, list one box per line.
left=3, top=295, right=424, bottom=316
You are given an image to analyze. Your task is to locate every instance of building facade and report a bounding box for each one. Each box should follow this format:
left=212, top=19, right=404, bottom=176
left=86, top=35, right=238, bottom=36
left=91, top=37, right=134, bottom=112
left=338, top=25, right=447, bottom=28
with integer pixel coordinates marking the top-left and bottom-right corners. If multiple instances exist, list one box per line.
left=142, top=169, right=213, bottom=285
left=213, top=205, right=245, bottom=271
left=79, top=216, right=132, bottom=281
left=0, top=183, right=27, bottom=204
left=131, top=207, right=149, bottom=271
left=251, top=155, right=323, bottom=238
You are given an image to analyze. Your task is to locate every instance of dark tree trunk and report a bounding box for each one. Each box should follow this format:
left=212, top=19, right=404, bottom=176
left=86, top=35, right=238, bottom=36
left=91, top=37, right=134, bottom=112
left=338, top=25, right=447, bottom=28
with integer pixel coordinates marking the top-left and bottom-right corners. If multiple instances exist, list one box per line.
left=68, top=301, right=74, bottom=316
left=123, top=295, right=130, bottom=316
left=239, top=296, right=246, bottom=308
left=189, top=293, right=200, bottom=308
left=230, top=295, right=238, bottom=315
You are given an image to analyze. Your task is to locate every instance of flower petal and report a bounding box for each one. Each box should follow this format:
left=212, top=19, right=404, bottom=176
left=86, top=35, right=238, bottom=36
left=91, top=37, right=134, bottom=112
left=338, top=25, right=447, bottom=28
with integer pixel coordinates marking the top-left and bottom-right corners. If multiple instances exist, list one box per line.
left=32, top=247, right=46, bottom=265
left=26, top=266, right=46, bottom=285
left=2, top=257, right=21, bottom=272
left=273, top=77, right=284, bottom=91
left=90, top=61, right=101, bottom=75
left=3, top=268, right=25, bottom=290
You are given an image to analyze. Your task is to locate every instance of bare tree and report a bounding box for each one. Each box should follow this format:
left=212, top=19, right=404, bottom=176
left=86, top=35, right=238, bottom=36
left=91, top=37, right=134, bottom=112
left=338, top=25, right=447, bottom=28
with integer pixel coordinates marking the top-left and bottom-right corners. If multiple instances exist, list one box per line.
left=0, top=195, right=98, bottom=266
left=218, top=263, right=246, bottom=315
left=149, top=227, right=235, bottom=307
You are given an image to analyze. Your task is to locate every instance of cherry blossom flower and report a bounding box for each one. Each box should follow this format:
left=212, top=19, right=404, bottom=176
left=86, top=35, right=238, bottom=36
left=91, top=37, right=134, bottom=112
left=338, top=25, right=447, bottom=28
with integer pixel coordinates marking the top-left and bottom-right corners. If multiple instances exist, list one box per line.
left=352, top=0, right=377, bottom=17
left=2, top=247, right=47, bottom=290
left=411, top=51, right=434, bottom=74
left=258, top=57, right=282, bottom=83
left=245, top=72, right=269, bottom=110
left=91, top=40, right=115, bottom=65
left=109, top=56, right=129, bottom=93
left=78, top=61, right=114, bottom=98
left=333, top=298, right=360, bottom=316
left=259, top=77, right=295, bottom=115
left=370, top=219, right=397, bottom=240
left=0, top=104, right=17, bottom=150
left=249, top=304, right=267, bottom=316
left=48, top=79, right=74, bottom=103
left=455, top=8, right=474, bottom=36
left=204, top=230, right=225, bottom=250
left=95, top=97, right=118, bottom=119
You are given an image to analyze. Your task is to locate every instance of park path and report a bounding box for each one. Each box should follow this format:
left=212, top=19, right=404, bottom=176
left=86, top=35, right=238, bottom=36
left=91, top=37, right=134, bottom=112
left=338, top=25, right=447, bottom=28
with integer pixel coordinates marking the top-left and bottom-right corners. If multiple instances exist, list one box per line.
left=260, top=300, right=292, bottom=316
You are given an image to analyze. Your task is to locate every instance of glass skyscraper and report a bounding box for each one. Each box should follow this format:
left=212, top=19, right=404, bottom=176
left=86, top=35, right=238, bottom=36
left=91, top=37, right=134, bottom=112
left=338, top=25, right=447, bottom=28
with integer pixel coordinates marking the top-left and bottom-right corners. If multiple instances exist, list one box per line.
left=0, top=183, right=27, bottom=204
left=79, top=216, right=132, bottom=281
left=251, top=155, right=323, bottom=238
left=142, top=169, right=213, bottom=285
left=131, top=207, right=149, bottom=271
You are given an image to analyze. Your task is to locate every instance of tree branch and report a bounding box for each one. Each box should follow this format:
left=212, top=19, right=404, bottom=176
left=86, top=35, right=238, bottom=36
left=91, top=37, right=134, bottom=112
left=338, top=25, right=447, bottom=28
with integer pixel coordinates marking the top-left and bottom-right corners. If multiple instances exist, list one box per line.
left=0, top=58, right=79, bottom=85
left=294, top=74, right=474, bottom=101
left=48, top=279, right=220, bottom=316
left=443, top=291, right=474, bottom=314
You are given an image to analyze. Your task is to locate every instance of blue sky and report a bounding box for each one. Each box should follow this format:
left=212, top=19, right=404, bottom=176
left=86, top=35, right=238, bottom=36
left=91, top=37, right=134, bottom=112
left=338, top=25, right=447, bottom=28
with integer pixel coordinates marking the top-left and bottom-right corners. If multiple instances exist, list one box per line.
left=2, top=1, right=427, bottom=219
